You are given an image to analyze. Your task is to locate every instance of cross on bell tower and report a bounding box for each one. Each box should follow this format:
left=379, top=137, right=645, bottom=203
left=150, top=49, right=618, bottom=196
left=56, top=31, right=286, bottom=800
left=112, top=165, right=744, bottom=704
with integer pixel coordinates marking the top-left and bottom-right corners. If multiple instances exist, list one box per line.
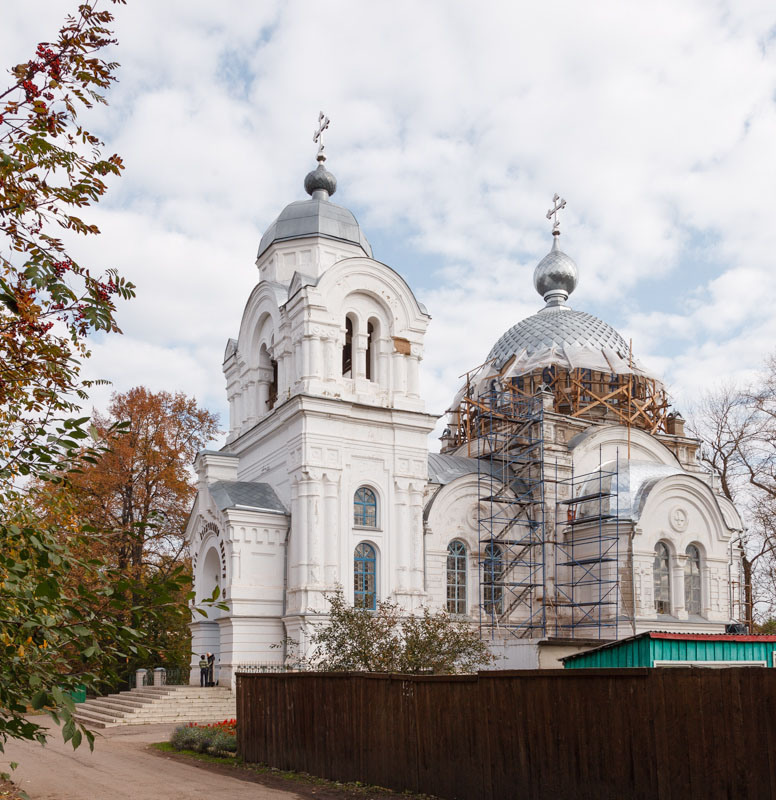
left=313, top=111, right=330, bottom=162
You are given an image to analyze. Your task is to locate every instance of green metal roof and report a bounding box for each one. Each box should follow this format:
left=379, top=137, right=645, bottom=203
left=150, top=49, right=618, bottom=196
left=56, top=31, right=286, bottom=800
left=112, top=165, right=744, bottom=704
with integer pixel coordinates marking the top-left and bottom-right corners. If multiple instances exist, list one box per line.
left=563, top=632, right=776, bottom=669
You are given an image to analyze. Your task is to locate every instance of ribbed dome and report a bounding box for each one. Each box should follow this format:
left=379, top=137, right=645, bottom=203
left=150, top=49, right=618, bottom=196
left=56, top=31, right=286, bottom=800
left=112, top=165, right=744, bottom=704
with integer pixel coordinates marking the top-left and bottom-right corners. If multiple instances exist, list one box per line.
left=487, top=306, right=629, bottom=369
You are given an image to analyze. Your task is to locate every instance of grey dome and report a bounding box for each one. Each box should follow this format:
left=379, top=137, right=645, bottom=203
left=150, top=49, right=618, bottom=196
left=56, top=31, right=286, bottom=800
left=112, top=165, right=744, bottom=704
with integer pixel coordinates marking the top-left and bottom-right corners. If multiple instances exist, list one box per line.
left=257, top=158, right=372, bottom=260
left=533, top=235, right=578, bottom=305
left=304, top=163, right=337, bottom=197
left=488, top=306, right=629, bottom=369
left=257, top=197, right=373, bottom=259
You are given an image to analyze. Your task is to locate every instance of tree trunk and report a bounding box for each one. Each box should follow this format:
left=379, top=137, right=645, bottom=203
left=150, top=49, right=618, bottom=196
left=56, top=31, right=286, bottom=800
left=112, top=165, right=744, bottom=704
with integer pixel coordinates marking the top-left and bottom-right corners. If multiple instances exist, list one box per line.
left=743, top=555, right=754, bottom=632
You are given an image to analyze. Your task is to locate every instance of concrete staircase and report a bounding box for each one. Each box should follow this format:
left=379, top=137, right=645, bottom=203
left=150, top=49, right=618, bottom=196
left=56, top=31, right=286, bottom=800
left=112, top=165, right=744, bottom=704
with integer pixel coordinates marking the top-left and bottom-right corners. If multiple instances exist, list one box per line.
left=73, top=685, right=236, bottom=729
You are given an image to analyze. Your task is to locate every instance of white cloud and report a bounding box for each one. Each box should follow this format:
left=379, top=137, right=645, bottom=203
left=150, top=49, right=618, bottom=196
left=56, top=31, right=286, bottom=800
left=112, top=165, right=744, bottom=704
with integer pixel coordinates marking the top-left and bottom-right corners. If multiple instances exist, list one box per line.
left=4, top=0, right=776, bottom=448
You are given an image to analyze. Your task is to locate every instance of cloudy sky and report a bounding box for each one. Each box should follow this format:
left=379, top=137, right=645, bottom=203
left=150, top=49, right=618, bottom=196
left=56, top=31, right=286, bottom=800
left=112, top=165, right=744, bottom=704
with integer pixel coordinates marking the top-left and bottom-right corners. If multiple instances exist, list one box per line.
left=4, top=1, right=776, bottom=447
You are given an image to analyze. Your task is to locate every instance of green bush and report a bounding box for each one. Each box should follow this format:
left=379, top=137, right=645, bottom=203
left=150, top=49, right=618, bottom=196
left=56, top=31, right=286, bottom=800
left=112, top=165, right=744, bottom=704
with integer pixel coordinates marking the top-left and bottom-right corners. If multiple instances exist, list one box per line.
left=170, top=724, right=211, bottom=753
left=208, top=728, right=237, bottom=755
left=170, top=722, right=237, bottom=756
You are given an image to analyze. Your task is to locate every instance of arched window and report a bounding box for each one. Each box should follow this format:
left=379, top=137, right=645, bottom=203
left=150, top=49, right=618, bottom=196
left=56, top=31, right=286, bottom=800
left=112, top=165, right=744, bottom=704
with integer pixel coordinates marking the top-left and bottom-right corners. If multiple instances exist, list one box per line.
left=447, top=540, right=467, bottom=614
left=685, top=545, right=702, bottom=615
left=268, top=359, right=278, bottom=410
left=366, top=321, right=375, bottom=381
left=354, top=487, right=377, bottom=528
left=342, top=316, right=353, bottom=377
left=654, top=542, right=671, bottom=615
left=483, top=542, right=503, bottom=617
left=354, top=543, right=376, bottom=609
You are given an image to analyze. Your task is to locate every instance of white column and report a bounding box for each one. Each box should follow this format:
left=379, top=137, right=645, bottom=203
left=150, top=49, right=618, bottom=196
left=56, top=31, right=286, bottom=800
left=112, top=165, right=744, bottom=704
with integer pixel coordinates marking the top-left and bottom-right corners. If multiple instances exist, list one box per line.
left=309, top=336, right=323, bottom=380
left=355, top=333, right=368, bottom=380
left=407, top=355, right=420, bottom=398
left=257, top=375, right=270, bottom=417
left=244, top=380, right=257, bottom=425
left=323, top=475, right=339, bottom=586
left=377, top=338, right=390, bottom=389
left=395, top=482, right=409, bottom=592
left=294, top=340, right=303, bottom=384
left=392, top=352, right=407, bottom=397
left=703, top=563, right=712, bottom=617
left=409, top=485, right=424, bottom=592
left=323, top=337, right=336, bottom=381
left=306, top=475, right=322, bottom=586
left=672, top=556, right=686, bottom=618
left=294, top=479, right=308, bottom=590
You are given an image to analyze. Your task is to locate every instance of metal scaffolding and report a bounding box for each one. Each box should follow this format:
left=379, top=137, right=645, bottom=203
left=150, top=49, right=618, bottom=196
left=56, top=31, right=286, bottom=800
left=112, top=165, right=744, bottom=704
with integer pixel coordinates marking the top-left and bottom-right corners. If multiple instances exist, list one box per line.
left=553, top=454, right=622, bottom=638
left=477, top=387, right=547, bottom=639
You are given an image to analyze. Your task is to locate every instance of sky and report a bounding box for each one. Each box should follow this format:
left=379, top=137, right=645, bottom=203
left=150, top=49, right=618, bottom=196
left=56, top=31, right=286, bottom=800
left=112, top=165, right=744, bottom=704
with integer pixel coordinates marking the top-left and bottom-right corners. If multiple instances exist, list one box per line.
left=4, top=1, right=776, bottom=448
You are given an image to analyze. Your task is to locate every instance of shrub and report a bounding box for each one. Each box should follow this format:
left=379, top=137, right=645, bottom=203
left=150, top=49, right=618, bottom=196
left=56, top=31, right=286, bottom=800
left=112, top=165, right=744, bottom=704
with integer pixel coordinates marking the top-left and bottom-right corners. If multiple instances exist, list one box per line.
left=170, top=719, right=236, bottom=756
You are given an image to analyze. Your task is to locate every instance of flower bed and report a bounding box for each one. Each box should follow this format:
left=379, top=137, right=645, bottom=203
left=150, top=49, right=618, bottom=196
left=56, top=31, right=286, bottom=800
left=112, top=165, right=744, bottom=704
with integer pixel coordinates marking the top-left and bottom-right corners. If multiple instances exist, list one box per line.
left=169, top=719, right=237, bottom=756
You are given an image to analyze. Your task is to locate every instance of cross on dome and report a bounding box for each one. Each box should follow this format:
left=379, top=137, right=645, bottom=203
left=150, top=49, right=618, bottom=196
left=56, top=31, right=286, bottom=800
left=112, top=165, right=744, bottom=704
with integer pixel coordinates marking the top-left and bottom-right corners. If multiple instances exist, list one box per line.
left=305, top=111, right=337, bottom=199
left=534, top=194, right=577, bottom=306
left=545, top=193, right=566, bottom=236
left=313, top=111, right=330, bottom=163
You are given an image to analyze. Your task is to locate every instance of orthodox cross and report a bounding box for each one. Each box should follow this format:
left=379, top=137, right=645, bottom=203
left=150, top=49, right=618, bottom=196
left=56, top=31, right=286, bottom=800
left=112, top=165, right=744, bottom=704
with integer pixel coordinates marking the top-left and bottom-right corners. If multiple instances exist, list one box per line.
left=313, top=111, right=330, bottom=160
left=546, top=193, right=567, bottom=235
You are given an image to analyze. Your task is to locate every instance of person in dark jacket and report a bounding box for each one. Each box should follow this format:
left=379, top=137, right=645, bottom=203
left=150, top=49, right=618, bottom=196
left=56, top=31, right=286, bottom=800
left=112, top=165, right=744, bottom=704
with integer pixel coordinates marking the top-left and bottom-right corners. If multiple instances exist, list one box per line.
left=207, top=652, right=215, bottom=686
left=198, top=654, right=208, bottom=687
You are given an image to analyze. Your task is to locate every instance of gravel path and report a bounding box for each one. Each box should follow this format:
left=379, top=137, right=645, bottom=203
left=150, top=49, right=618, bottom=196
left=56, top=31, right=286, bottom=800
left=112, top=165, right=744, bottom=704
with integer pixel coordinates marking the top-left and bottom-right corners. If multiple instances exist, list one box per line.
left=3, top=721, right=303, bottom=800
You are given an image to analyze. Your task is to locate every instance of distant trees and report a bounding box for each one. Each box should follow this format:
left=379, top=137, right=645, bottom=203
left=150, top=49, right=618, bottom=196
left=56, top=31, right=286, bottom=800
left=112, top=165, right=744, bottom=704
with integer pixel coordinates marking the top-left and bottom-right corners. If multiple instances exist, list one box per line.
left=692, top=355, right=776, bottom=628
left=295, top=590, right=496, bottom=674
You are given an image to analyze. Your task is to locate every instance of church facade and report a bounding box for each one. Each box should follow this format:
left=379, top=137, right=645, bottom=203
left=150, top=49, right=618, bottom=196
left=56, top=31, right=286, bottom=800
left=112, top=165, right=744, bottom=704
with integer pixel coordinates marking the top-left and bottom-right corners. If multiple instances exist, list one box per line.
left=185, top=149, right=744, bottom=685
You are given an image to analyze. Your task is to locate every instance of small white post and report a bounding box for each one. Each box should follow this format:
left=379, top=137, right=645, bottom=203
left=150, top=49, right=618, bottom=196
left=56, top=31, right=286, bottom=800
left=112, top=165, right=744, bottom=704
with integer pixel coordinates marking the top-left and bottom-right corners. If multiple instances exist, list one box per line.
left=153, top=667, right=166, bottom=687
left=134, top=668, right=146, bottom=689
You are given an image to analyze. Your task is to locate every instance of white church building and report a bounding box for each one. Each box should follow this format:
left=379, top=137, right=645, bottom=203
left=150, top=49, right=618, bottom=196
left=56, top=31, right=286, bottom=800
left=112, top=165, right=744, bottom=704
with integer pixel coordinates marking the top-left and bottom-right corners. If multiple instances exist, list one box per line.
left=185, top=142, right=744, bottom=684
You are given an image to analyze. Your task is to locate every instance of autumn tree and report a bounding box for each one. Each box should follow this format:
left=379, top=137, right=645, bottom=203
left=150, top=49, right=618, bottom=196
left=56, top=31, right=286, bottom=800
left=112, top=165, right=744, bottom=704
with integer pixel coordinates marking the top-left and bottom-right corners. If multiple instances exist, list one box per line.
left=0, top=1, right=216, bottom=759
left=38, top=387, right=219, bottom=672
left=691, top=356, right=776, bottom=628
left=296, top=590, right=496, bottom=674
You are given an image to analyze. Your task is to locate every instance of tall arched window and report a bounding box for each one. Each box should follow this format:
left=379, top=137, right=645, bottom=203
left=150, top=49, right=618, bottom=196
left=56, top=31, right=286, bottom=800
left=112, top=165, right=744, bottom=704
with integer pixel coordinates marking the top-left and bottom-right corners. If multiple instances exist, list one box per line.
left=342, top=316, right=353, bottom=377
left=366, top=321, right=375, bottom=381
left=447, top=540, right=467, bottom=614
left=268, top=359, right=278, bottom=410
left=483, top=542, right=503, bottom=617
left=354, top=487, right=377, bottom=527
left=654, top=542, right=671, bottom=614
left=685, top=545, right=702, bottom=615
left=354, top=543, right=377, bottom=609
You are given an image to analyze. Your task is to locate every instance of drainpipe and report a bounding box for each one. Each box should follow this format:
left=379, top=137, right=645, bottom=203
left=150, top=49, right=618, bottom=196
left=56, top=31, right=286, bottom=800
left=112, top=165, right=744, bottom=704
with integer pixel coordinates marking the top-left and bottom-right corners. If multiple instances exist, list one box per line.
left=728, top=534, right=742, bottom=621
left=281, top=526, right=290, bottom=665
left=630, top=530, right=637, bottom=635
left=423, top=520, right=430, bottom=591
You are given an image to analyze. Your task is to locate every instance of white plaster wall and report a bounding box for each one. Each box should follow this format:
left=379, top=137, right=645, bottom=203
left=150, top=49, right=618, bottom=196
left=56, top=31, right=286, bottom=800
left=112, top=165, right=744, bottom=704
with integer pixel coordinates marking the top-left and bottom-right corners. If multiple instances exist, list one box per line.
left=424, top=476, right=481, bottom=618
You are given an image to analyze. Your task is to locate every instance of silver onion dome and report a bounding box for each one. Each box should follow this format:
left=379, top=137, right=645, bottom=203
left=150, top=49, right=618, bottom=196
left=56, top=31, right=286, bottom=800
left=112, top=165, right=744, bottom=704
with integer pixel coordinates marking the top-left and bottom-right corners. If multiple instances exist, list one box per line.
left=303, top=159, right=337, bottom=199
left=533, top=233, right=578, bottom=306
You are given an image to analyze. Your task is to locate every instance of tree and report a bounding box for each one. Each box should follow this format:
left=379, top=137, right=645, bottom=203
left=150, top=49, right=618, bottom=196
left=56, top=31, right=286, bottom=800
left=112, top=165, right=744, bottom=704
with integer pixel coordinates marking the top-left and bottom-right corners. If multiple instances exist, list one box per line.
left=297, top=590, right=496, bottom=674
left=691, top=356, right=776, bottom=628
left=0, top=1, right=218, bottom=761
left=37, top=387, right=219, bottom=674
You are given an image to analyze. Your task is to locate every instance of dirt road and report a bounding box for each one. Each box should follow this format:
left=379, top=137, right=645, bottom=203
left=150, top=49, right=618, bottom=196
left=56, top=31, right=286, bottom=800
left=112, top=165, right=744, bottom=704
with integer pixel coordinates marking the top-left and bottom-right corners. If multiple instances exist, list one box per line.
left=3, top=721, right=303, bottom=800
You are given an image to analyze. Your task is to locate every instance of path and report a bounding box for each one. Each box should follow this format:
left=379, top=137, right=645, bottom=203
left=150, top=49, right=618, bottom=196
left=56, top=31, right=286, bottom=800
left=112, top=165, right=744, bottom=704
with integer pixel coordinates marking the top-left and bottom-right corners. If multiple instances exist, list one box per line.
left=3, top=720, right=303, bottom=800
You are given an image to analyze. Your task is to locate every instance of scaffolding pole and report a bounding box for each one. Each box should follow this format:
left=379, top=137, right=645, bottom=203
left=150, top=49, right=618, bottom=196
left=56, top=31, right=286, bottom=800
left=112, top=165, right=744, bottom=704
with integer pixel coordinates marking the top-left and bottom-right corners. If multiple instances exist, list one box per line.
left=477, top=388, right=546, bottom=640
left=553, top=451, right=623, bottom=638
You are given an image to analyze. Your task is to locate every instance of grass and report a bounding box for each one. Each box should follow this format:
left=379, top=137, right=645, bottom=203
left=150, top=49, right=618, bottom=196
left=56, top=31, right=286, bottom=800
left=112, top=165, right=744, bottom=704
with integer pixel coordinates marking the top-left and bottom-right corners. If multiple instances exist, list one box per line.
left=150, top=742, right=439, bottom=798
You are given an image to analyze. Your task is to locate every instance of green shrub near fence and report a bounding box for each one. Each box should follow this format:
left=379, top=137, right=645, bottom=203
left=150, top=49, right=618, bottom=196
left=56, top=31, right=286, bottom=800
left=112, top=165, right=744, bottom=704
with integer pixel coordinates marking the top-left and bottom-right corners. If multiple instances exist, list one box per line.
left=170, top=720, right=237, bottom=757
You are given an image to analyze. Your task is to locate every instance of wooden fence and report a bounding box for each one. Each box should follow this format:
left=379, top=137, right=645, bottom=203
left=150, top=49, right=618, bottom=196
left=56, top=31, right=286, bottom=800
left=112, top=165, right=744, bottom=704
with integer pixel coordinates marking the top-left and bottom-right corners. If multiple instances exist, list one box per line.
left=236, top=668, right=776, bottom=800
